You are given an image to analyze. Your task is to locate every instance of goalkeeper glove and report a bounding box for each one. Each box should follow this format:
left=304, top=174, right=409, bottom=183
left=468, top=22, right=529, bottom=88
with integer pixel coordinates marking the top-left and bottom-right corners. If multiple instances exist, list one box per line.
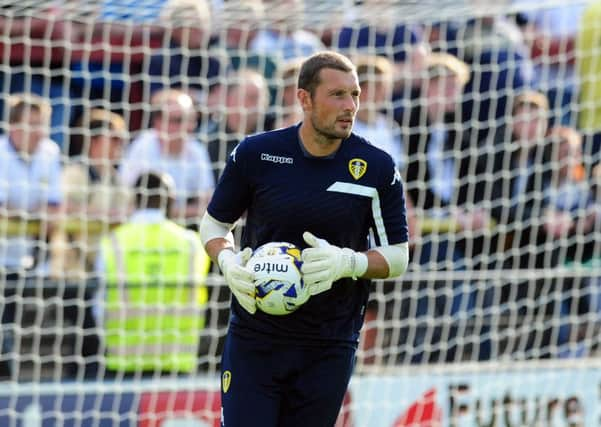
left=301, top=232, right=368, bottom=296
left=218, top=248, right=256, bottom=314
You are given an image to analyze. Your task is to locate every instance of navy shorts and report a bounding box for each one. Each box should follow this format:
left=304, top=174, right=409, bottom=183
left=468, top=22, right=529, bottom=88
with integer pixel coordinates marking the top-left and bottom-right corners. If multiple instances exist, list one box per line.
left=220, top=331, right=356, bottom=427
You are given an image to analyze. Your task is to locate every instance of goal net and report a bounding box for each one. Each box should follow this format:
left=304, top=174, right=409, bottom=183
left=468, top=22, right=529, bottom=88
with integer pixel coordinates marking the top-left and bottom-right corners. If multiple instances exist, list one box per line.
left=0, top=0, right=600, bottom=425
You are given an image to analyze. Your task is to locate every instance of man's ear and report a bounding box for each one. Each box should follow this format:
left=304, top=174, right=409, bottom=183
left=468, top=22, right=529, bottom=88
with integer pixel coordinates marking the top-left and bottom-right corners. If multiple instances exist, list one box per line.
left=297, top=88, right=312, bottom=112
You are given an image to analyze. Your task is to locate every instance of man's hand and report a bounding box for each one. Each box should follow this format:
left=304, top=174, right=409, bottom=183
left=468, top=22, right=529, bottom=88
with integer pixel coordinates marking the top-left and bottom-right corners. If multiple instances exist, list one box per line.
left=301, top=232, right=368, bottom=296
left=218, top=248, right=256, bottom=314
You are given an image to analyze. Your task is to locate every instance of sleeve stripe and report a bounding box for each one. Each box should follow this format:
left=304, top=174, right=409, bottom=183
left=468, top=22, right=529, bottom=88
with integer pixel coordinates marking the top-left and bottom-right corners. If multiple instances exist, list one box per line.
left=326, top=182, right=389, bottom=246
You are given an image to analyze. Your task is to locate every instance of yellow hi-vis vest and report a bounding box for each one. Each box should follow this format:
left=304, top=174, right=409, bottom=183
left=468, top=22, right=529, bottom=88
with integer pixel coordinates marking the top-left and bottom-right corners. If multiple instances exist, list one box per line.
left=100, top=220, right=210, bottom=373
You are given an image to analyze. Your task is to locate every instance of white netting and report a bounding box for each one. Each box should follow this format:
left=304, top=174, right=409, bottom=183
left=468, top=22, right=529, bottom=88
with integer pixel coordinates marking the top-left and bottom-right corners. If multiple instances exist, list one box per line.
left=0, top=0, right=600, bottom=425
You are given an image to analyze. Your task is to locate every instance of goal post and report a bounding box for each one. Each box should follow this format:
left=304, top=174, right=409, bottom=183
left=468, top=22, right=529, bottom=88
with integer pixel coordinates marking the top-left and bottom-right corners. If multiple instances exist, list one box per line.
left=0, top=0, right=600, bottom=425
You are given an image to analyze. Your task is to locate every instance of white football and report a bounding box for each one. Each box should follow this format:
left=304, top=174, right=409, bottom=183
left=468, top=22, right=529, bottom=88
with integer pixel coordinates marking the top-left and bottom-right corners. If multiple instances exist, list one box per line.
left=246, top=242, right=309, bottom=316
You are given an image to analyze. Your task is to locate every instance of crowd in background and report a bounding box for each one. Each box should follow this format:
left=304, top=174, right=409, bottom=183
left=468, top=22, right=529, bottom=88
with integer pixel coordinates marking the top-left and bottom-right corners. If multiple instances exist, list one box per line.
left=0, top=0, right=600, bottom=379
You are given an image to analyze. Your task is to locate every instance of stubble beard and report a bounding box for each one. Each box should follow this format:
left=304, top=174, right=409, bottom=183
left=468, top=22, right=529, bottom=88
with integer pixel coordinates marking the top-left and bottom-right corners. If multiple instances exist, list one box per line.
left=310, top=114, right=353, bottom=146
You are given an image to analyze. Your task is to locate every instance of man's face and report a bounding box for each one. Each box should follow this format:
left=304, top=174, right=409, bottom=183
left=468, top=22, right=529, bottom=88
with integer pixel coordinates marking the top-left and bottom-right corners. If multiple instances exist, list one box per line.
left=90, top=133, right=125, bottom=166
left=425, top=74, right=463, bottom=120
left=557, top=138, right=582, bottom=180
left=9, top=109, right=47, bottom=154
left=513, top=104, right=548, bottom=145
left=303, top=68, right=360, bottom=141
left=226, top=80, right=267, bottom=134
left=153, top=97, right=195, bottom=153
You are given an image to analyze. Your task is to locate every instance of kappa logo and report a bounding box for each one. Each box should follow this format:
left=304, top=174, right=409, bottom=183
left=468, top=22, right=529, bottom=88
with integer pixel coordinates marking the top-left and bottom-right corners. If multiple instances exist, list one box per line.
left=348, top=158, right=367, bottom=180
left=261, top=153, right=294, bottom=164
left=222, top=370, right=232, bottom=393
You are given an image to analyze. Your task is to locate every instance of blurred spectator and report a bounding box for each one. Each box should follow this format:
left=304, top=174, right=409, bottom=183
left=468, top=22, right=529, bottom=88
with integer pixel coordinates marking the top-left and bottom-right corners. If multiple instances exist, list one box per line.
left=487, top=90, right=551, bottom=269
left=404, top=52, right=493, bottom=267
left=68, top=0, right=164, bottom=134
left=427, top=4, right=535, bottom=142
left=333, top=0, right=429, bottom=91
left=273, top=58, right=304, bottom=129
left=401, top=53, right=495, bottom=362
left=147, top=0, right=224, bottom=108
left=249, top=0, right=325, bottom=61
left=213, top=0, right=264, bottom=52
left=49, top=108, right=130, bottom=378
left=0, top=3, right=77, bottom=146
left=0, top=94, right=62, bottom=378
left=212, top=0, right=279, bottom=105
left=503, top=124, right=597, bottom=357
left=95, top=171, right=210, bottom=377
left=120, top=89, right=214, bottom=227
left=540, top=126, right=597, bottom=256
left=512, top=2, right=586, bottom=126
left=332, top=0, right=429, bottom=125
left=206, top=68, right=271, bottom=181
left=50, top=109, right=131, bottom=280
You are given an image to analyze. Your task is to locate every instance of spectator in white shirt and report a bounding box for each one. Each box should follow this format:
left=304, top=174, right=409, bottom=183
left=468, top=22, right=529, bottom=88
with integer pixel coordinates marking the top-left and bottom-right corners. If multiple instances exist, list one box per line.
left=120, top=89, right=214, bottom=228
left=0, top=93, right=63, bottom=273
left=0, top=93, right=62, bottom=378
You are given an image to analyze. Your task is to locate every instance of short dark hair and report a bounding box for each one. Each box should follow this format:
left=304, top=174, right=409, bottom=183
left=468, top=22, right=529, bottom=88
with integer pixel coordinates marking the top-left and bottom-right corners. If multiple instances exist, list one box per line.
left=7, top=93, right=51, bottom=124
left=70, top=109, right=127, bottom=156
left=298, top=51, right=355, bottom=97
left=134, top=171, right=175, bottom=211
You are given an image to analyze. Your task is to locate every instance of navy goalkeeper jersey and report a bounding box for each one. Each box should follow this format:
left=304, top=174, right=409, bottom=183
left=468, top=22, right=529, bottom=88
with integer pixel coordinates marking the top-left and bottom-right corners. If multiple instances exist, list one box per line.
left=207, top=124, right=408, bottom=346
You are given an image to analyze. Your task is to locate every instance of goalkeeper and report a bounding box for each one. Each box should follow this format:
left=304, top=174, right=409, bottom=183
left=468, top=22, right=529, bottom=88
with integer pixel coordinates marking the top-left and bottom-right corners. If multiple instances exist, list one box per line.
left=199, top=51, right=409, bottom=427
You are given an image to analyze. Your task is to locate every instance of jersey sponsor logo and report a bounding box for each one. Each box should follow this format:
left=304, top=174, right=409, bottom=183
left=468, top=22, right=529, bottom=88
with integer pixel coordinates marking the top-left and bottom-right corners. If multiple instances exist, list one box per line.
left=348, top=158, right=367, bottom=180
left=260, top=153, right=294, bottom=164
left=222, top=370, right=232, bottom=393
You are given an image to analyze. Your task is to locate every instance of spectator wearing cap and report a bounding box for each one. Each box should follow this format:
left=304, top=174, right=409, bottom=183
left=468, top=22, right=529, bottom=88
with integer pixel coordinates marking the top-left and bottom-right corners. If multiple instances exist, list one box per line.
left=49, top=109, right=131, bottom=378
left=399, top=52, right=496, bottom=363
left=486, top=89, right=551, bottom=269
left=120, top=89, right=214, bottom=228
left=402, top=52, right=486, bottom=239
left=51, top=108, right=131, bottom=280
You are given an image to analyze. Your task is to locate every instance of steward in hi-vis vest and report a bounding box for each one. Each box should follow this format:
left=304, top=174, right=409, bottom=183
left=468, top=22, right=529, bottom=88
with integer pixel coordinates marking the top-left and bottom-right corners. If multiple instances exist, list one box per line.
left=98, top=172, right=210, bottom=374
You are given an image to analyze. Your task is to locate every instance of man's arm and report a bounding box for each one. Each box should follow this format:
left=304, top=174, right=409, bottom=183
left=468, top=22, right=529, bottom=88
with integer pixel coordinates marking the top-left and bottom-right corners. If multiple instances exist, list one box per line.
left=199, top=212, right=236, bottom=263
left=199, top=212, right=256, bottom=314
left=301, top=232, right=409, bottom=296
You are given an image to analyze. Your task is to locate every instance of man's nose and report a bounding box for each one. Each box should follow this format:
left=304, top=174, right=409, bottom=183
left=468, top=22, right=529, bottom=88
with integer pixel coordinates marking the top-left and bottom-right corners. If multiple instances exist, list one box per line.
left=343, top=95, right=358, bottom=113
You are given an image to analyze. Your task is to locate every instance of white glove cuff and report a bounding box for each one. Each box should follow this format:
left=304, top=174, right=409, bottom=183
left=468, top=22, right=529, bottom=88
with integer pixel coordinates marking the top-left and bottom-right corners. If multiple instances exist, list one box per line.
left=217, top=248, right=236, bottom=272
left=347, top=250, right=368, bottom=280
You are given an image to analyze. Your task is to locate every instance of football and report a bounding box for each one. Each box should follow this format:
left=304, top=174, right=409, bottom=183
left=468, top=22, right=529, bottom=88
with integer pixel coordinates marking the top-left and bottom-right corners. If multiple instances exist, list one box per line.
left=246, top=242, right=309, bottom=316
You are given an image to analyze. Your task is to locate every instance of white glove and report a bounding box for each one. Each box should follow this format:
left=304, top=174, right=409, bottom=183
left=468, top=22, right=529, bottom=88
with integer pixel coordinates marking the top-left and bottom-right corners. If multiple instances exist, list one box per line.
left=301, top=232, right=368, bottom=296
left=218, top=248, right=256, bottom=314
